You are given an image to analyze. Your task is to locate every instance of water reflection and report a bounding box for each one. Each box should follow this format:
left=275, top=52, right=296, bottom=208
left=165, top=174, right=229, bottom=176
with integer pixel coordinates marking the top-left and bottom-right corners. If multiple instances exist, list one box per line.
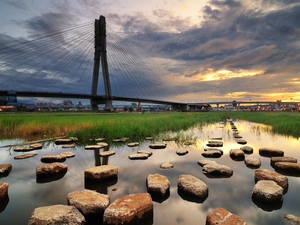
left=0, top=120, right=300, bottom=225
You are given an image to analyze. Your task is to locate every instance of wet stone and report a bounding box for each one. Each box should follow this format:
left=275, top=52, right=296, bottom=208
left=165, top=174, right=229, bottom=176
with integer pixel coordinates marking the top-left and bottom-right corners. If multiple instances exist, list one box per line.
left=230, top=149, right=245, bottom=160
left=85, top=165, right=118, bottom=182
left=55, top=137, right=77, bottom=145
left=146, top=174, right=170, bottom=196
left=137, top=150, right=153, bottom=157
left=60, top=151, right=75, bottom=158
left=244, top=156, right=261, bottom=168
left=160, top=162, right=174, bottom=169
left=0, top=182, right=9, bottom=202
left=254, top=169, right=288, bottom=189
left=0, top=164, right=12, bottom=178
left=128, top=153, right=149, bottom=160
left=127, top=142, right=139, bottom=147
left=149, top=142, right=167, bottom=149
left=176, top=149, right=189, bottom=156
left=252, top=180, right=283, bottom=203
left=14, top=153, right=37, bottom=160
left=202, top=163, right=233, bottom=178
left=206, top=207, right=248, bottom=225
left=202, top=150, right=222, bottom=158
left=206, top=141, right=223, bottom=147
left=67, top=190, right=110, bottom=217
left=36, top=163, right=68, bottom=176
left=99, top=150, right=115, bottom=157
left=28, top=205, right=85, bottom=225
left=283, top=214, right=300, bottom=225
left=274, top=162, right=300, bottom=175
left=240, top=146, right=253, bottom=154
left=62, top=144, right=75, bottom=148
left=103, top=193, right=153, bottom=225
left=41, top=154, right=66, bottom=163
left=259, top=148, right=284, bottom=157
left=271, top=156, right=297, bottom=166
left=236, top=139, right=247, bottom=145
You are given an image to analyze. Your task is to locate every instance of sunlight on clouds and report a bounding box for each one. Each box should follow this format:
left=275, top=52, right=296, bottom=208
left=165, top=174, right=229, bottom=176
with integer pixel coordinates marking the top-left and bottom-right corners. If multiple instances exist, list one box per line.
left=262, top=92, right=300, bottom=101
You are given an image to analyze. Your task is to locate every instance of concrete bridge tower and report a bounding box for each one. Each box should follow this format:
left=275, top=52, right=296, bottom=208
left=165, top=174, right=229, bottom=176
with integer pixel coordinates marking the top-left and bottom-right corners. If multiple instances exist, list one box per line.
left=91, top=15, right=113, bottom=111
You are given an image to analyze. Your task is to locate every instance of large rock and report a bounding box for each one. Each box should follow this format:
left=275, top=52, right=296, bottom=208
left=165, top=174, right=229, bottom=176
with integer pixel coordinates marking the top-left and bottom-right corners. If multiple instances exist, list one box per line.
left=271, top=156, right=297, bottom=166
left=274, top=162, right=300, bottom=175
left=230, top=149, right=245, bottom=160
left=28, top=204, right=86, bottom=225
left=0, top=164, right=12, bottom=178
left=14, top=153, right=37, bottom=160
left=244, top=156, right=261, bottom=168
left=240, top=146, right=253, bottom=154
left=0, top=182, right=9, bottom=202
left=259, top=148, right=284, bottom=157
left=252, top=180, right=283, bottom=203
left=254, top=169, right=288, bottom=189
left=177, top=174, right=208, bottom=202
left=41, top=154, right=66, bottom=163
left=85, top=165, right=118, bottom=182
left=36, top=163, right=68, bottom=177
left=67, top=190, right=110, bottom=217
left=202, top=163, right=233, bottom=178
left=146, top=174, right=170, bottom=196
left=103, top=193, right=153, bottom=225
left=206, top=207, right=248, bottom=225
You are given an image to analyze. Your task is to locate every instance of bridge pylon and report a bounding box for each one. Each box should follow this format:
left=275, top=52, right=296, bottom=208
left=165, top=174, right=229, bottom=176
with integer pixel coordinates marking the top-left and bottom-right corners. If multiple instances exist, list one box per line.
left=91, top=15, right=113, bottom=111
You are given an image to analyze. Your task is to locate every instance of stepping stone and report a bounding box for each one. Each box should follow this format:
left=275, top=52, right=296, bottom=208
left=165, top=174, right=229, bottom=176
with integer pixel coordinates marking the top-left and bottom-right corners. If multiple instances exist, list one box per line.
left=41, top=154, right=66, bottom=163
left=103, top=193, right=153, bottom=225
left=113, top=137, right=129, bottom=142
left=149, top=142, right=167, bottom=149
left=236, top=139, right=247, bottom=144
left=244, top=156, right=261, bottom=168
left=60, top=151, right=75, bottom=158
left=206, top=207, right=248, bottom=225
left=160, top=162, right=174, bottom=169
left=14, top=153, right=37, bottom=160
left=67, top=190, right=110, bottom=217
left=270, top=156, right=297, bottom=166
left=28, top=205, right=85, bottom=225
left=202, top=163, right=233, bottom=178
left=36, top=163, right=68, bottom=176
left=145, top=137, right=153, bottom=140
left=240, top=146, right=253, bottom=154
left=146, top=174, right=170, bottom=196
left=95, top=138, right=105, bottom=141
left=259, top=148, right=284, bottom=157
left=177, top=174, right=208, bottom=202
left=99, top=150, right=115, bottom=157
left=14, top=143, right=43, bottom=152
left=55, top=137, right=77, bottom=145
left=230, top=149, right=245, bottom=160
left=197, top=159, right=218, bottom=167
left=283, top=214, right=300, bottom=225
left=274, top=162, right=300, bottom=175
left=0, top=182, right=9, bottom=202
left=162, top=137, right=175, bottom=141
left=176, top=149, right=189, bottom=156
left=206, top=141, right=223, bottom=147
left=128, top=153, right=149, bottom=160
left=233, top=134, right=242, bottom=138
left=0, top=164, right=12, bottom=178
left=209, top=137, right=222, bottom=140
left=254, top=169, right=288, bottom=189
left=97, top=142, right=109, bottom=147
left=204, top=148, right=223, bottom=154
left=252, top=180, right=283, bottom=203
left=137, top=150, right=153, bottom=157
left=127, top=142, right=139, bottom=147
left=202, top=150, right=222, bottom=158
left=62, top=144, right=75, bottom=148
left=85, top=145, right=104, bottom=150
left=85, top=165, right=118, bottom=182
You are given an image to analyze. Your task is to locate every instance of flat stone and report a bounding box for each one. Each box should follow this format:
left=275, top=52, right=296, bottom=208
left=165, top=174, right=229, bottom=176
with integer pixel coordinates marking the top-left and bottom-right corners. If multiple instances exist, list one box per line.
left=145, top=137, right=153, bottom=140
left=202, top=150, right=222, bottom=158
left=0, top=182, right=9, bottom=202
left=41, top=154, right=66, bottom=163
left=95, top=138, right=105, bottom=141
left=85, top=145, right=104, bottom=150
left=240, top=146, right=253, bottom=154
left=236, top=139, right=247, bottom=144
left=113, top=137, right=129, bottom=142
left=274, top=162, right=300, bottom=175
left=183, top=141, right=194, bottom=145
left=67, top=190, right=110, bottom=217
left=177, top=174, right=208, bottom=202
left=206, top=141, right=223, bottom=147
left=283, top=214, right=300, bottom=225
left=146, top=174, right=170, bottom=196
left=197, top=159, right=218, bottom=167
left=0, top=164, right=12, bottom=177
left=244, top=156, right=261, bottom=168
left=14, top=153, right=37, bottom=160
left=127, top=142, right=139, bottom=147
left=206, top=207, right=248, bottom=225
left=233, top=134, right=243, bottom=138
left=176, top=149, right=189, bottom=156
left=259, top=148, right=284, bottom=157
left=128, top=153, right=149, bottom=160
left=204, top=148, right=223, bottom=154
left=14, top=143, right=43, bottom=152
left=210, top=137, right=222, bottom=140
left=99, top=150, right=115, bottom=157
left=149, top=142, right=167, bottom=149
left=202, top=163, right=233, bottom=178
left=255, top=169, right=288, bottom=189
left=160, top=162, right=174, bottom=169
left=103, top=193, right=153, bottom=225
left=137, top=150, right=153, bottom=157
left=60, top=151, right=75, bottom=158
left=230, top=149, right=245, bottom=160
left=85, top=165, right=118, bottom=181
left=252, top=180, right=283, bottom=203
left=62, top=144, right=75, bottom=148
left=271, top=156, right=297, bottom=166
left=28, top=204, right=85, bottom=225
left=55, top=137, right=77, bottom=145
left=97, top=142, right=109, bottom=147
left=36, top=162, right=68, bottom=176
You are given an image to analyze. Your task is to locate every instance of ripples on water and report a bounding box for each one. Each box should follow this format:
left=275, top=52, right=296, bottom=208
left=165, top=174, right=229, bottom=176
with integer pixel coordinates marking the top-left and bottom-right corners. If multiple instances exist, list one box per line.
left=0, top=119, right=300, bottom=225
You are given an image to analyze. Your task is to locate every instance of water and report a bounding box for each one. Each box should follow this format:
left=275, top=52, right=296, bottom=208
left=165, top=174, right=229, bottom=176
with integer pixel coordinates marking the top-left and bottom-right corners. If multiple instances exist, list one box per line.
left=0, top=119, right=300, bottom=225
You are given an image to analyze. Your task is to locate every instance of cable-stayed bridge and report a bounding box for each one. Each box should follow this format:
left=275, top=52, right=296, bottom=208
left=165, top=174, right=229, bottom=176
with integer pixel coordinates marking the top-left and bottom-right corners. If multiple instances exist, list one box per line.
left=0, top=15, right=196, bottom=110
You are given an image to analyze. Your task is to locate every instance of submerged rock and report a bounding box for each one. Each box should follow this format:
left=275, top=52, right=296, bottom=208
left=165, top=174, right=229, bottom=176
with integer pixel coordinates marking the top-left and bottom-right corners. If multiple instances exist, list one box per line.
left=28, top=205, right=85, bottom=225
left=206, top=207, right=248, bottom=225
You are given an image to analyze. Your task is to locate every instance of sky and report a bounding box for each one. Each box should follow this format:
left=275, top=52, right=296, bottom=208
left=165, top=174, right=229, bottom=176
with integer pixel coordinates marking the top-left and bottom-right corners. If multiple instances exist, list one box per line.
left=1, top=0, right=300, bottom=104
